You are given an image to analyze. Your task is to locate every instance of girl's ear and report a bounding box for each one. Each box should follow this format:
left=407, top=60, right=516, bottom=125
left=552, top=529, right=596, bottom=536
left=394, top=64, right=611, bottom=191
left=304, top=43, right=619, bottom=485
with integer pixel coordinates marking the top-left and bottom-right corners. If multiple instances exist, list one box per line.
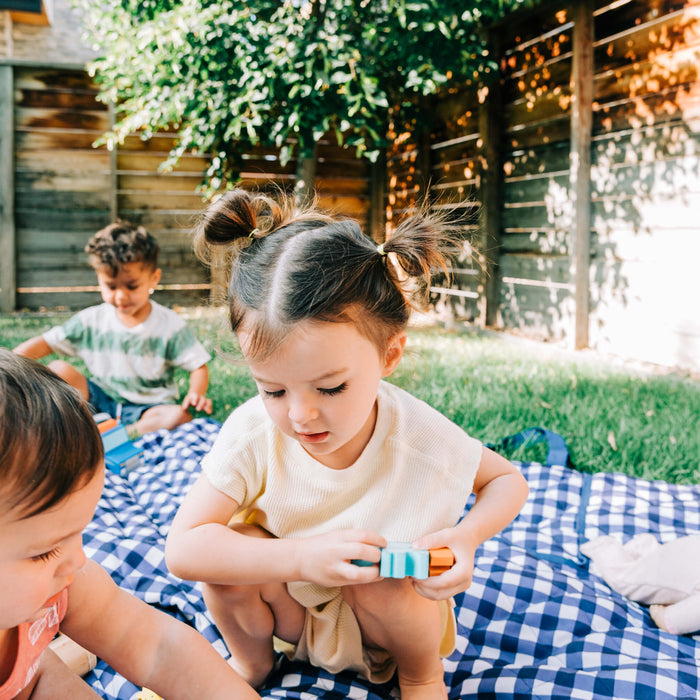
left=151, top=267, right=163, bottom=287
left=382, top=332, right=407, bottom=377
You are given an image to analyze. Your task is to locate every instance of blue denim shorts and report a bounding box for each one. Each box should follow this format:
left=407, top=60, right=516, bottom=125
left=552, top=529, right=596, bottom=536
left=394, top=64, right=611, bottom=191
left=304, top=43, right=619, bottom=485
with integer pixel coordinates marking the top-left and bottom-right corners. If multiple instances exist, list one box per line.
left=87, top=379, right=155, bottom=425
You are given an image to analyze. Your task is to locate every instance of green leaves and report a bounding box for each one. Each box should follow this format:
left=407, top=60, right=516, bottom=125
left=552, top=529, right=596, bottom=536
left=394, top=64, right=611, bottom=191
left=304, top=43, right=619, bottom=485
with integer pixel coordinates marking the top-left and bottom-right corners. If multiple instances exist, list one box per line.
left=73, top=0, right=517, bottom=190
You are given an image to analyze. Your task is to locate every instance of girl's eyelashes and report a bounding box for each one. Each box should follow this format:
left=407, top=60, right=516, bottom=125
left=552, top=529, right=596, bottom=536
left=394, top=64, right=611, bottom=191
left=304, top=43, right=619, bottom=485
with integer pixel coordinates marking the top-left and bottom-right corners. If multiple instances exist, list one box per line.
left=263, top=389, right=285, bottom=399
left=31, top=548, right=62, bottom=564
left=319, top=382, right=347, bottom=396
left=262, top=382, right=347, bottom=398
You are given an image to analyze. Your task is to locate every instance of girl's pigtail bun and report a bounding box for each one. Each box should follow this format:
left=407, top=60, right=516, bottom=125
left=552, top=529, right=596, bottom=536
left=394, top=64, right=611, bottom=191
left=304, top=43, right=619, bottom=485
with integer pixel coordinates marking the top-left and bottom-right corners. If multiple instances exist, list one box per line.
left=194, top=188, right=308, bottom=265
left=382, top=210, right=465, bottom=299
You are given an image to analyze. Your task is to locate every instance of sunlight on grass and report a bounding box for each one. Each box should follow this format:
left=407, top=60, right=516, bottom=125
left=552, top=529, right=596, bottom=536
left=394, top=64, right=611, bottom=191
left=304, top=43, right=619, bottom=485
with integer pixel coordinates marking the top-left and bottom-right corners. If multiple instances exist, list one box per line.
left=1, top=311, right=698, bottom=483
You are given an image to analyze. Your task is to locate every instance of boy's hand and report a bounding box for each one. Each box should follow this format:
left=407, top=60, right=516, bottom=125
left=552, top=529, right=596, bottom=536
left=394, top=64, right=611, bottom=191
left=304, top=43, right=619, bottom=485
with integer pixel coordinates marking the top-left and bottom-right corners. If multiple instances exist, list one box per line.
left=182, top=391, right=213, bottom=414
left=296, top=529, right=387, bottom=588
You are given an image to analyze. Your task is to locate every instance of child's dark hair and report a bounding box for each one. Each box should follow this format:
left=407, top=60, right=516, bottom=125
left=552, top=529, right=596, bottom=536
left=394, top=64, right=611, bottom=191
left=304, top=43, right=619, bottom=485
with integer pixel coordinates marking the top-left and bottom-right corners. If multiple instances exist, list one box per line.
left=0, top=349, right=104, bottom=518
left=195, top=189, right=464, bottom=359
left=85, top=220, right=159, bottom=276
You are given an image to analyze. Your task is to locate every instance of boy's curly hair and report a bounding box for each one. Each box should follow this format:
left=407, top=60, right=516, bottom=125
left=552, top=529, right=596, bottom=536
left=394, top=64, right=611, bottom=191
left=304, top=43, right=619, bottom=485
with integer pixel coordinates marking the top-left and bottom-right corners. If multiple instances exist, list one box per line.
left=85, top=220, right=159, bottom=276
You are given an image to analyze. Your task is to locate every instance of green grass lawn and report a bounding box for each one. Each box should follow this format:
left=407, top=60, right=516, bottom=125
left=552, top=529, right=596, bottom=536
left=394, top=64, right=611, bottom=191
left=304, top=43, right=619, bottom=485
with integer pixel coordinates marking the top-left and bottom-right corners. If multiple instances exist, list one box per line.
left=2, top=308, right=698, bottom=484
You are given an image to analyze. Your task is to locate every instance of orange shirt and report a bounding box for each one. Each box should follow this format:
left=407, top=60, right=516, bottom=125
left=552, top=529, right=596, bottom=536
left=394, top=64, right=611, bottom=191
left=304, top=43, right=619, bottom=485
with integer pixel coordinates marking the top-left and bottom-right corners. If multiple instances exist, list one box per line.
left=0, top=589, right=68, bottom=699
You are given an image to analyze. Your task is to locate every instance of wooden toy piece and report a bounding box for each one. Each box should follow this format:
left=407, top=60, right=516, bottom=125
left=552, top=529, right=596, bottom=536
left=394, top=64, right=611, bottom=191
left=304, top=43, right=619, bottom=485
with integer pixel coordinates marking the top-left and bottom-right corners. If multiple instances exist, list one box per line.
left=97, top=417, right=119, bottom=433
left=428, top=546, right=455, bottom=576
left=352, top=543, right=455, bottom=579
left=380, top=542, right=430, bottom=579
left=100, top=423, right=143, bottom=476
left=48, top=633, right=97, bottom=677
left=136, top=690, right=162, bottom=700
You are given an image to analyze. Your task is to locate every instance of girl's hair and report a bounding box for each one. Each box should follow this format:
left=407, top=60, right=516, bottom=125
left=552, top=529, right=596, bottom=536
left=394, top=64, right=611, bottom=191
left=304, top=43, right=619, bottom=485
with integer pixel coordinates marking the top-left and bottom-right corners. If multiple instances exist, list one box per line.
left=195, top=189, right=463, bottom=358
left=85, top=220, right=159, bottom=276
left=0, top=349, right=104, bottom=519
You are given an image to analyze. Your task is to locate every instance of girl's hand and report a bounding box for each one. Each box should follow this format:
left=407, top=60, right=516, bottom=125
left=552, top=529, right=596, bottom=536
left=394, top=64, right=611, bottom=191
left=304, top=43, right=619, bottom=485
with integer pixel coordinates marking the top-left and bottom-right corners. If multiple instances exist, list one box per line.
left=410, top=527, right=478, bottom=601
left=295, top=529, right=387, bottom=588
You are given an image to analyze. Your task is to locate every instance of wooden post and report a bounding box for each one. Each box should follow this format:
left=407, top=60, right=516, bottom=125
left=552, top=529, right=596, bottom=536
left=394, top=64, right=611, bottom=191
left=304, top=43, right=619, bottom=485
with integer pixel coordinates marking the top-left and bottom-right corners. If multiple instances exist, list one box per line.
left=108, top=101, right=118, bottom=221
left=569, top=0, right=594, bottom=349
left=417, top=121, right=432, bottom=207
left=369, top=151, right=386, bottom=242
left=478, top=34, right=504, bottom=328
left=0, top=64, right=16, bottom=312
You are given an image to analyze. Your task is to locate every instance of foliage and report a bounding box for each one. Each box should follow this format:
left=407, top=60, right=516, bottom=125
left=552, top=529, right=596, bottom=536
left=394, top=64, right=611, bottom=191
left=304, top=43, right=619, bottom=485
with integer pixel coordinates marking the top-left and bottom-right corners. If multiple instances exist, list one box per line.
left=73, top=0, right=525, bottom=192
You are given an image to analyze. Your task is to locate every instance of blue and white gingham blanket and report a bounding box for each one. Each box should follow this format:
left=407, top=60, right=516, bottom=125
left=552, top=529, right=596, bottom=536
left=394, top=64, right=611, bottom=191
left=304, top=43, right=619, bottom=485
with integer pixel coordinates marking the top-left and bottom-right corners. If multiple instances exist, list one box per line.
left=82, top=419, right=700, bottom=699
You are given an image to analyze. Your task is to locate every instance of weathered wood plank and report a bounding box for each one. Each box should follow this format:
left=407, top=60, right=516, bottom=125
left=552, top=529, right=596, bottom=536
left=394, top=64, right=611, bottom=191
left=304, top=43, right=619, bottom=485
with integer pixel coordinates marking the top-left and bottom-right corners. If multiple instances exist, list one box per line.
left=16, top=148, right=110, bottom=173
left=16, top=129, right=102, bottom=150
left=17, top=189, right=112, bottom=210
left=0, top=65, right=15, bottom=312
left=570, top=0, right=594, bottom=349
left=16, top=288, right=209, bottom=311
left=15, top=106, right=108, bottom=131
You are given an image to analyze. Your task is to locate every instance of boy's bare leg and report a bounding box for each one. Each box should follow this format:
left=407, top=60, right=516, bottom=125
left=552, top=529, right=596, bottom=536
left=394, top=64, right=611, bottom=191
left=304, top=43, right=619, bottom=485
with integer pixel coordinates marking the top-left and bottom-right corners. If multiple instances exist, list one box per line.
left=345, top=579, right=447, bottom=700
left=15, top=648, right=100, bottom=700
left=133, top=404, right=192, bottom=435
left=47, top=361, right=90, bottom=401
left=203, top=580, right=305, bottom=688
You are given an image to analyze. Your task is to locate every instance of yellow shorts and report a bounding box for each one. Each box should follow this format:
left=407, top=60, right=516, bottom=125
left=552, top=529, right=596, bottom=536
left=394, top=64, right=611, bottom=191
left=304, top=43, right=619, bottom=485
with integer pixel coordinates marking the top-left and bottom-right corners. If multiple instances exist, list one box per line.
left=279, top=582, right=456, bottom=683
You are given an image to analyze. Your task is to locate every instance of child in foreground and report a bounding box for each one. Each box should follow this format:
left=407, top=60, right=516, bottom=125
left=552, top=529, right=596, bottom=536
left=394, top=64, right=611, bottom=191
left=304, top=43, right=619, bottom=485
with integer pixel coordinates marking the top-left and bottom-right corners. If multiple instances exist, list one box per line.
left=165, top=190, right=529, bottom=699
left=0, top=349, right=259, bottom=700
left=13, top=221, right=212, bottom=436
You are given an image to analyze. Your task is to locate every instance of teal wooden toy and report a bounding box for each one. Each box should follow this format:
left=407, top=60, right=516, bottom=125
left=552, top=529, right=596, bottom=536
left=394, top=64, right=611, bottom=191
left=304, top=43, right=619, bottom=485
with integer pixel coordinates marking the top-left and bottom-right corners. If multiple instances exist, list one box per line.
left=352, top=543, right=454, bottom=580
left=101, top=423, right=143, bottom=476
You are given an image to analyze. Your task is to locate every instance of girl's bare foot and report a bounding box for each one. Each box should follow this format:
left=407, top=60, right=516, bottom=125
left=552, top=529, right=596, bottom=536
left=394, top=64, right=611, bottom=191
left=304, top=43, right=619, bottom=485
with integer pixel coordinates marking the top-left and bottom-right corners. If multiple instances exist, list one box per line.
left=227, top=654, right=273, bottom=689
left=398, top=660, right=448, bottom=700
left=650, top=604, right=671, bottom=633
left=398, top=676, right=448, bottom=700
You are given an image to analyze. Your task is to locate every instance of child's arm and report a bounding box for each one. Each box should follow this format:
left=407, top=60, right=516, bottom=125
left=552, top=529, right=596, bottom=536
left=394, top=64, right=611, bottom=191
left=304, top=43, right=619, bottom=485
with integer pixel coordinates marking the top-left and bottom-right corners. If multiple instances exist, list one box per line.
left=412, top=447, right=529, bottom=600
left=13, top=336, right=53, bottom=360
left=166, top=474, right=386, bottom=588
left=181, top=364, right=212, bottom=414
left=61, top=559, right=260, bottom=700
left=14, top=647, right=101, bottom=699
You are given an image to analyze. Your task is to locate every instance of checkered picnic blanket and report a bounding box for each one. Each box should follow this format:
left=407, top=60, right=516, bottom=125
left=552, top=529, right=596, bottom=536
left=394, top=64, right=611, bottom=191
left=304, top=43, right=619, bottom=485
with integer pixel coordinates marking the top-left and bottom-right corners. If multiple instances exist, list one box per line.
left=82, top=419, right=700, bottom=699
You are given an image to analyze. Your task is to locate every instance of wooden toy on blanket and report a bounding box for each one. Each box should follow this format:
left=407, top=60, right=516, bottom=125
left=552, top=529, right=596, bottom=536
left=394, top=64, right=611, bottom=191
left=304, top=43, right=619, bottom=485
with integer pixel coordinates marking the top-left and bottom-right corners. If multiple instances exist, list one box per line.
left=96, top=413, right=143, bottom=476
left=48, top=634, right=97, bottom=677
left=352, top=543, right=455, bottom=579
left=581, top=533, right=700, bottom=635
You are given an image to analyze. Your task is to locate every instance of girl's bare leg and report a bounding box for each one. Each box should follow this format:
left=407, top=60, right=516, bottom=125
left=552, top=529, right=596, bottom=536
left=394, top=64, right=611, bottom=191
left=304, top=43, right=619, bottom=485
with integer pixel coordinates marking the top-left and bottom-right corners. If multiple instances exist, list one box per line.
left=202, top=524, right=305, bottom=688
left=134, top=404, right=192, bottom=434
left=345, top=578, right=447, bottom=700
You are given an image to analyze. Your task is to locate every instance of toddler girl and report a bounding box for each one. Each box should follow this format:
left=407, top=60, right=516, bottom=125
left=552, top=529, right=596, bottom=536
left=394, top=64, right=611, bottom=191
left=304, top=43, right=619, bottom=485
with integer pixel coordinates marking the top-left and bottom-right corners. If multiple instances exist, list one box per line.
left=0, top=349, right=258, bottom=700
left=165, top=190, right=529, bottom=699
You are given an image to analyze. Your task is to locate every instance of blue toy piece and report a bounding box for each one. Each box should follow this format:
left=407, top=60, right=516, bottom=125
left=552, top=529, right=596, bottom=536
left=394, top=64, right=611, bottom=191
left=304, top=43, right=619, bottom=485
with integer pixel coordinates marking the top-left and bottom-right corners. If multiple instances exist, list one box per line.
left=101, top=423, right=143, bottom=476
left=380, top=542, right=430, bottom=579
left=353, top=542, right=432, bottom=579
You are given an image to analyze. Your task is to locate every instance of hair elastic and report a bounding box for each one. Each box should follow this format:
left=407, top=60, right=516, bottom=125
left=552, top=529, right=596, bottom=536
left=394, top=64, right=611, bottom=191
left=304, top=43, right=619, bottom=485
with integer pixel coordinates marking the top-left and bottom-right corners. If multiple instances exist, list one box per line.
left=248, top=228, right=260, bottom=239
left=377, top=243, right=387, bottom=257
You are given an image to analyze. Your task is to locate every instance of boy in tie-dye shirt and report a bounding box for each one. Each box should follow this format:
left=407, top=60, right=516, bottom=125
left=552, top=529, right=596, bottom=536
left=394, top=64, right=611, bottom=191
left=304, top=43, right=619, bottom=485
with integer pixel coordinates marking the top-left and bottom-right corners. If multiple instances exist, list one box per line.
left=14, top=221, right=211, bottom=436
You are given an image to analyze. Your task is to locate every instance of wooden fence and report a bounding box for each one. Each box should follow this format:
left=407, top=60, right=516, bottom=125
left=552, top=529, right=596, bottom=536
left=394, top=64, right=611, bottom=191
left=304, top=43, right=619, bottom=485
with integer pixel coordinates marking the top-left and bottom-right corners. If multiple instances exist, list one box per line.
left=385, top=0, right=700, bottom=371
left=0, top=62, right=374, bottom=311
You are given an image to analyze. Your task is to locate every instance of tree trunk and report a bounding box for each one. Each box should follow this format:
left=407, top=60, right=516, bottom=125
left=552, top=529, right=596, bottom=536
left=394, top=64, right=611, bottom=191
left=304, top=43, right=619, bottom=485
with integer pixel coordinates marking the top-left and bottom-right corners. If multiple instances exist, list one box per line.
left=295, top=144, right=317, bottom=207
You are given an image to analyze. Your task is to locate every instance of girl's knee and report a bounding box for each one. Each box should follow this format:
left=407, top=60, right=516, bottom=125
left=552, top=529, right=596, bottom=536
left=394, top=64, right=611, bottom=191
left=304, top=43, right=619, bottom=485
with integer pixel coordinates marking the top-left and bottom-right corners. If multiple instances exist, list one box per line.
left=203, top=581, right=261, bottom=607
left=346, top=578, right=420, bottom=615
